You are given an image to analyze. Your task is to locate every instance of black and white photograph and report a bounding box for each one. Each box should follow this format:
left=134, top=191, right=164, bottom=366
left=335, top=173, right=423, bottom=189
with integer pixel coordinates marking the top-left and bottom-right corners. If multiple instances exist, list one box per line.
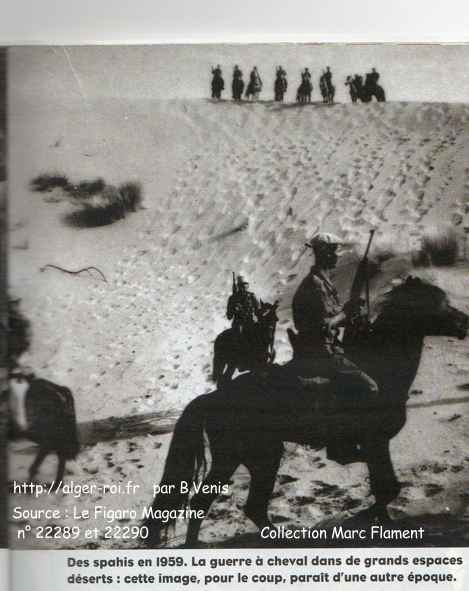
left=7, top=44, right=469, bottom=551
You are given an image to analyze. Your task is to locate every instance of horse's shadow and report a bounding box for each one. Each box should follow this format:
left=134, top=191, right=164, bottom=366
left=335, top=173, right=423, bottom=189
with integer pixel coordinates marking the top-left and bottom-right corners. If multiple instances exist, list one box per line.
left=179, top=508, right=469, bottom=548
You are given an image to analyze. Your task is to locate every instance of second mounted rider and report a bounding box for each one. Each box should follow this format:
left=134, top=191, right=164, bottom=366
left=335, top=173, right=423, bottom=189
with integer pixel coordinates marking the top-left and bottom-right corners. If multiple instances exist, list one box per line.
left=227, top=275, right=261, bottom=339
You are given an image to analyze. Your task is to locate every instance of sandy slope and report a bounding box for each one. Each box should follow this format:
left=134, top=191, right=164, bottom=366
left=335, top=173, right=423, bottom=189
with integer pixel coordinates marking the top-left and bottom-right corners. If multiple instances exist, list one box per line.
left=8, top=99, right=469, bottom=548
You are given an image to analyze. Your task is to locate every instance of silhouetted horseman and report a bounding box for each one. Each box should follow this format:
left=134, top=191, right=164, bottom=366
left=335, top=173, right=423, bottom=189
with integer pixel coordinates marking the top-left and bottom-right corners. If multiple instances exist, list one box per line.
left=227, top=275, right=260, bottom=337
left=351, top=69, right=385, bottom=103
left=274, top=66, right=288, bottom=101
left=245, top=67, right=262, bottom=100
left=211, top=65, right=224, bottom=99
left=232, top=65, right=244, bottom=101
left=296, top=68, right=312, bottom=103
left=319, top=67, right=335, bottom=104
left=345, top=75, right=360, bottom=103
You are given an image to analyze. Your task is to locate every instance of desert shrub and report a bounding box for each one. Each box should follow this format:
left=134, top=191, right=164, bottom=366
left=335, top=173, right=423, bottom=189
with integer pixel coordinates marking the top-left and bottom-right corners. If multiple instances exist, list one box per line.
left=64, top=184, right=136, bottom=228
left=30, top=173, right=70, bottom=193
left=118, top=181, right=142, bottom=212
left=32, top=171, right=143, bottom=227
left=8, top=298, right=31, bottom=370
left=417, top=224, right=459, bottom=266
left=69, top=178, right=106, bottom=200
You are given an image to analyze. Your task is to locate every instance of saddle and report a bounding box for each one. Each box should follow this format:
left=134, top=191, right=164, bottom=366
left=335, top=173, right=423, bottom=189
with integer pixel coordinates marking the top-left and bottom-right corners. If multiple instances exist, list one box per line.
left=296, top=375, right=335, bottom=414
left=254, top=362, right=337, bottom=417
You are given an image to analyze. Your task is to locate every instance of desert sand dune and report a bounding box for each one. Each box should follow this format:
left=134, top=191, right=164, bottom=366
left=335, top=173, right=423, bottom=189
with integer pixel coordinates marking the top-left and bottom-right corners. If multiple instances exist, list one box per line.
left=8, top=99, right=469, bottom=547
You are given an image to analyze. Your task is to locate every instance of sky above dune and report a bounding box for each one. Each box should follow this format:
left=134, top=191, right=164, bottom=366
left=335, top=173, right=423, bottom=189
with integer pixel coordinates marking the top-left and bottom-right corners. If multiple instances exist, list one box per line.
left=8, top=44, right=469, bottom=105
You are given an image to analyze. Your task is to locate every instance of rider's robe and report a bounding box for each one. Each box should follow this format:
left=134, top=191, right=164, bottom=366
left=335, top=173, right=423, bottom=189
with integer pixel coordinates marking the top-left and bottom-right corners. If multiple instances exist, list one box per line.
left=292, top=266, right=341, bottom=355
left=291, top=266, right=377, bottom=397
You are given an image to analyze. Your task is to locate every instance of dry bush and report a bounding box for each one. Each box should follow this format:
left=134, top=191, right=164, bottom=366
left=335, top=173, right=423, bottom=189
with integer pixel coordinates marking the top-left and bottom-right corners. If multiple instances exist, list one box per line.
left=32, top=171, right=143, bottom=227
left=416, top=224, right=459, bottom=266
left=69, top=178, right=106, bottom=200
left=118, top=181, right=142, bottom=212
left=30, top=173, right=70, bottom=193
left=64, top=183, right=142, bottom=228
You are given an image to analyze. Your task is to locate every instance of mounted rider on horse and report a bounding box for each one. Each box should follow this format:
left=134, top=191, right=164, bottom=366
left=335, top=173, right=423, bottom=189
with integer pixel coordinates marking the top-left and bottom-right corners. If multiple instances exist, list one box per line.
left=213, top=275, right=278, bottom=386
left=297, top=68, right=312, bottom=103
left=274, top=66, right=288, bottom=102
left=289, top=232, right=378, bottom=464
left=227, top=275, right=261, bottom=339
left=232, top=65, right=244, bottom=101
left=211, top=65, right=224, bottom=99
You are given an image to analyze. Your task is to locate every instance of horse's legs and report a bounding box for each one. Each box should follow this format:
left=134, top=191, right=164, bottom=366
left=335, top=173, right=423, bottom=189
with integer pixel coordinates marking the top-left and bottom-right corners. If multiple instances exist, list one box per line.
left=28, top=447, right=48, bottom=482
left=244, top=442, right=283, bottom=531
left=54, top=453, right=66, bottom=488
left=365, top=437, right=400, bottom=522
left=186, top=456, right=239, bottom=546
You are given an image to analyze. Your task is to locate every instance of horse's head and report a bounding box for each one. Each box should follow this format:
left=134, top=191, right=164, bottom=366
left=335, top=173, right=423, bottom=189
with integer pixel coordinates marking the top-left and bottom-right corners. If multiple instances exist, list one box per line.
left=257, top=299, right=279, bottom=324
left=377, top=276, right=468, bottom=340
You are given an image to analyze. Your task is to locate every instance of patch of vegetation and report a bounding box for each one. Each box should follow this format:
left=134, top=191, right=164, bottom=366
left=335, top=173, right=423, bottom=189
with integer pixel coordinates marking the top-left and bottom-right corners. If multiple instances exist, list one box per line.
left=69, top=178, right=106, bottom=200
left=30, top=173, right=70, bottom=193
left=118, top=181, right=142, bottom=212
left=30, top=172, right=143, bottom=228
left=64, top=182, right=143, bottom=228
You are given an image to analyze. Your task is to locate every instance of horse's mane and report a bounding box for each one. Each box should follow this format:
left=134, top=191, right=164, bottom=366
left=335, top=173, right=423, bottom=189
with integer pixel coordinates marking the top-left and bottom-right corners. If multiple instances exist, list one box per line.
left=372, top=274, right=446, bottom=325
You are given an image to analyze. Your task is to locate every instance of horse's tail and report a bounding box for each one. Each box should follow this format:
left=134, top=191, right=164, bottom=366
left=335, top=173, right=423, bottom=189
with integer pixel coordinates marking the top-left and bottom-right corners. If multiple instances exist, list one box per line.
left=60, top=386, right=80, bottom=459
left=143, top=395, right=207, bottom=547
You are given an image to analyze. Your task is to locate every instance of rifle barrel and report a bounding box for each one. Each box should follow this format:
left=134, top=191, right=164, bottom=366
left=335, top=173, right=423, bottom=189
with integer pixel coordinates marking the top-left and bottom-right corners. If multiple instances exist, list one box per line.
left=363, top=229, right=375, bottom=259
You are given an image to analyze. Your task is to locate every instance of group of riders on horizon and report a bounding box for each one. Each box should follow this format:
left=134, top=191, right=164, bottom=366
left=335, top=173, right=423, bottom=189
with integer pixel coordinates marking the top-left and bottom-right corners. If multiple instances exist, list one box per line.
left=211, top=65, right=386, bottom=104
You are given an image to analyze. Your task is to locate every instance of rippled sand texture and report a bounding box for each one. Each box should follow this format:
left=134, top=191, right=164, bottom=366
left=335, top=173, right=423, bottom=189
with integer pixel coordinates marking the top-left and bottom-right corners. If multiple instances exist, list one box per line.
left=8, top=100, right=469, bottom=547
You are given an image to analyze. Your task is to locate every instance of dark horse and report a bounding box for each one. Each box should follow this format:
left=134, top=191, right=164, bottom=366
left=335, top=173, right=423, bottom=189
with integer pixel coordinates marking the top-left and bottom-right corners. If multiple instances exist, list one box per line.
left=296, top=79, right=312, bottom=104
left=245, top=72, right=262, bottom=101
left=211, top=72, right=224, bottom=100
left=212, top=300, right=279, bottom=387
left=144, top=276, right=468, bottom=546
left=274, top=75, right=288, bottom=102
left=232, top=77, right=244, bottom=101
left=347, top=74, right=386, bottom=103
left=320, top=75, right=335, bottom=104
left=9, top=370, right=80, bottom=487
left=345, top=76, right=360, bottom=103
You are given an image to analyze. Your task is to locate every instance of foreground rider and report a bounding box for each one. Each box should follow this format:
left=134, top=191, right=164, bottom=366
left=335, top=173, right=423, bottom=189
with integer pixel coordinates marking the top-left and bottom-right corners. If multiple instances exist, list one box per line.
left=292, top=233, right=378, bottom=464
left=227, top=276, right=260, bottom=338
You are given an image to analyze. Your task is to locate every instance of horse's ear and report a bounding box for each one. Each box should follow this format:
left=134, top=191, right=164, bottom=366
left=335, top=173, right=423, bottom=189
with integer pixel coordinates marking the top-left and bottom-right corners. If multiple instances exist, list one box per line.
left=406, top=275, right=421, bottom=286
left=260, top=298, right=263, bottom=306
